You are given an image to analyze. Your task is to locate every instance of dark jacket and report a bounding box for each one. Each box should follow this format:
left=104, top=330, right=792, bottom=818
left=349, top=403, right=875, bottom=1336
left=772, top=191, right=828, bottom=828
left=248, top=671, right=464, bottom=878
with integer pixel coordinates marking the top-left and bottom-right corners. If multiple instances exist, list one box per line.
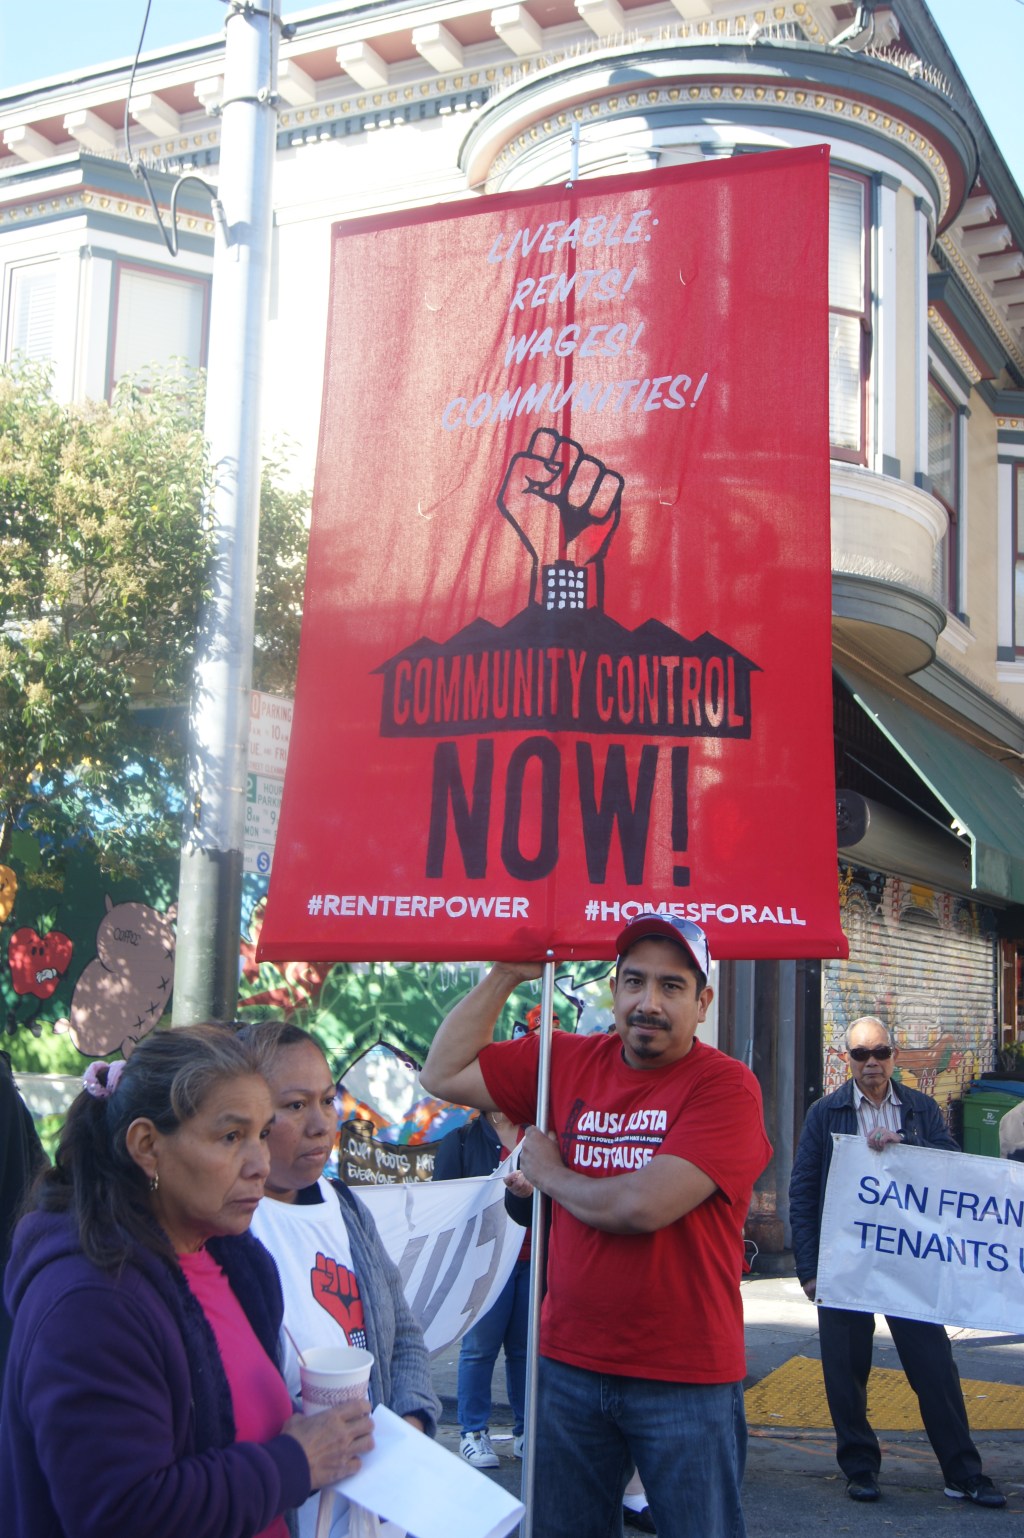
left=0, top=1211, right=309, bottom=1538
left=789, top=1080, right=958, bottom=1285
left=432, top=1115, right=503, bottom=1180
left=0, top=1056, right=46, bottom=1379
left=432, top=1117, right=532, bottom=1228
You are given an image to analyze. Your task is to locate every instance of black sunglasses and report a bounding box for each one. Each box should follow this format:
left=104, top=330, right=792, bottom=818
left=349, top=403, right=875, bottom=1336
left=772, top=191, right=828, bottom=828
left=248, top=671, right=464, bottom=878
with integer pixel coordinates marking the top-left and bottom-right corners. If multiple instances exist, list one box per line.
left=849, top=1045, right=893, bottom=1062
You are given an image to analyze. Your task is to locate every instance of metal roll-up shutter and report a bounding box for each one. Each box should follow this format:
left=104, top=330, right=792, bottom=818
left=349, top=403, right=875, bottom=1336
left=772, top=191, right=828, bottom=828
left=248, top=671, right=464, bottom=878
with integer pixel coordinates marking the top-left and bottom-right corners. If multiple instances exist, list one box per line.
left=822, top=861, right=999, bottom=1123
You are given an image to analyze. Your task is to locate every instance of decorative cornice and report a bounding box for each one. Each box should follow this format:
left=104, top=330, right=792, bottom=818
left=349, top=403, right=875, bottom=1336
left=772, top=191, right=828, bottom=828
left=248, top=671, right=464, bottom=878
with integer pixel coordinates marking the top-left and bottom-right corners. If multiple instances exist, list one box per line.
left=277, top=70, right=495, bottom=128
left=0, top=5, right=973, bottom=233
left=494, top=79, right=948, bottom=205
left=977, top=380, right=1024, bottom=420
left=9, top=15, right=806, bottom=170
left=927, top=306, right=982, bottom=387
left=0, top=151, right=215, bottom=237
left=928, top=268, right=1008, bottom=378
left=937, top=232, right=1024, bottom=377
left=0, top=184, right=215, bottom=239
left=461, top=40, right=966, bottom=211
left=128, top=128, right=220, bottom=167
left=271, top=4, right=822, bottom=139
left=0, top=4, right=820, bottom=131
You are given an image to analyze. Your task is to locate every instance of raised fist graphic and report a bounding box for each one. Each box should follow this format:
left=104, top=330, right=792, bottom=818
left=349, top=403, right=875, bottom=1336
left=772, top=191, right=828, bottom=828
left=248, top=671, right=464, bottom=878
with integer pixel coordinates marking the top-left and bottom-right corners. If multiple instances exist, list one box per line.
left=497, top=428, right=623, bottom=611
left=311, top=1250, right=367, bottom=1347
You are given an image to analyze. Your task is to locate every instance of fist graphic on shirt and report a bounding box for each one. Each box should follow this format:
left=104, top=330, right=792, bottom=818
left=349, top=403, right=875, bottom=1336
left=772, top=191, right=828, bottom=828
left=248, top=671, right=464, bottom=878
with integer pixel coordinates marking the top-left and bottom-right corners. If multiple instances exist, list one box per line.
left=311, top=1250, right=367, bottom=1348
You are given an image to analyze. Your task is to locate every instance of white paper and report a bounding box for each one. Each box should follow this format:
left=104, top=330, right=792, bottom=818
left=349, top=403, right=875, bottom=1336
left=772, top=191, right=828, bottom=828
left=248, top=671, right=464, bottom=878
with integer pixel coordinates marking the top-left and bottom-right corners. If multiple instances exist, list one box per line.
left=333, top=1406, right=524, bottom=1538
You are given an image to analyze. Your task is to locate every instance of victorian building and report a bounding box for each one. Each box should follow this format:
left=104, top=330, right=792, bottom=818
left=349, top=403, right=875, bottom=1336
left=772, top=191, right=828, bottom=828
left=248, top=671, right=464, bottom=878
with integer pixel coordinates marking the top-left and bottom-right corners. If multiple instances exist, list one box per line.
left=2, top=0, right=1023, bottom=1252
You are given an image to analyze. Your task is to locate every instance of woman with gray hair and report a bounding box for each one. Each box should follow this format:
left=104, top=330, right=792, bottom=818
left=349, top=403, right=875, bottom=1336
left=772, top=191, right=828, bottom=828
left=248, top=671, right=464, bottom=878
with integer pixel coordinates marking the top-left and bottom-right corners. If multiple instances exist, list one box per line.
left=0, top=1024, right=373, bottom=1538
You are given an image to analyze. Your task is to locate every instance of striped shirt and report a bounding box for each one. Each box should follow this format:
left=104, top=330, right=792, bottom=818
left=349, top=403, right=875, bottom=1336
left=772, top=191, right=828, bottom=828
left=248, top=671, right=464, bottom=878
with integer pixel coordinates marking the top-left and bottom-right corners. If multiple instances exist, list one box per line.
left=853, top=1081, right=902, bottom=1140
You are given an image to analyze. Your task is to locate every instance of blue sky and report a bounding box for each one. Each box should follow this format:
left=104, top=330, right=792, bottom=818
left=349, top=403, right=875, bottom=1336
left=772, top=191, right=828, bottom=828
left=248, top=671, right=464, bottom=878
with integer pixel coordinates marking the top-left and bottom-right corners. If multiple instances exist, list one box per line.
left=927, top=0, right=1024, bottom=189
left=0, top=2, right=233, bottom=82
left=0, top=0, right=1022, bottom=190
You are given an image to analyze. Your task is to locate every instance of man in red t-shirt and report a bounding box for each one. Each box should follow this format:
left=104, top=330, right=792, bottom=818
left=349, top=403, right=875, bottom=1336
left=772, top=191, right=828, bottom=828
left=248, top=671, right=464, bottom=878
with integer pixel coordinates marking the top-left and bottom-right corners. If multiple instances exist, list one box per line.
left=421, top=911, right=772, bottom=1538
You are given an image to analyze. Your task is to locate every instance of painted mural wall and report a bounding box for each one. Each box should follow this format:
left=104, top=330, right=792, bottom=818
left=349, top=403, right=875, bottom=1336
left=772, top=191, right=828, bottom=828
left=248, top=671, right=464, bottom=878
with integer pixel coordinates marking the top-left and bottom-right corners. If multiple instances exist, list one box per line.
left=1, top=834, right=177, bottom=1068
left=822, top=862, right=999, bottom=1122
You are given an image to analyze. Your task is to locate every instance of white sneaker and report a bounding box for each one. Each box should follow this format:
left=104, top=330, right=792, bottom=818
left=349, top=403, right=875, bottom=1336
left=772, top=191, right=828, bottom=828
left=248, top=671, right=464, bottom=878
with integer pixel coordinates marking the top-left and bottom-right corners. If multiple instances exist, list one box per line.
left=460, top=1430, right=499, bottom=1469
left=513, top=1434, right=525, bottom=1459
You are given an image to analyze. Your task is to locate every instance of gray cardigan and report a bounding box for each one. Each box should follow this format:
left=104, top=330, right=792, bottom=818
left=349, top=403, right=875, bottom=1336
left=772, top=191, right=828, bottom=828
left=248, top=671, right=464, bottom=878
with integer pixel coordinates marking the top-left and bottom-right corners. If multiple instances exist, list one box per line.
left=330, top=1180, right=442, bottom=1436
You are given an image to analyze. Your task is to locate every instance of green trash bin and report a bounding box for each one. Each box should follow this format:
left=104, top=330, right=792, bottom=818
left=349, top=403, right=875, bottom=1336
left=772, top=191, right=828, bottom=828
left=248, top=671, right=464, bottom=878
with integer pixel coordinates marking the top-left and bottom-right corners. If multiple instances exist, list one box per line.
left=961, top=1091, right=1019, bottom=1157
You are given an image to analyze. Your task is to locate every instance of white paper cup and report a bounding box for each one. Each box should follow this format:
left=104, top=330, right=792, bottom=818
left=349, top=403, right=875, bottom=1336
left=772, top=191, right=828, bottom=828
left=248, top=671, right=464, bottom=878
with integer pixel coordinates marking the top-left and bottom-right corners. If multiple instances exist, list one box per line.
left=299, top=1346, right=374, bottom=1414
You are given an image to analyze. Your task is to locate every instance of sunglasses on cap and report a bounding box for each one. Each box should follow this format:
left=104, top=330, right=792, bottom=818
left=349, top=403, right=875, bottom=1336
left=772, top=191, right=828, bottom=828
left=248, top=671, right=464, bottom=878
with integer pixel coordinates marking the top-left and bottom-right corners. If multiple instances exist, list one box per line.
left=614, top=911, right=712, bottom=977
left=848, top=1045, right=894, bottom=1062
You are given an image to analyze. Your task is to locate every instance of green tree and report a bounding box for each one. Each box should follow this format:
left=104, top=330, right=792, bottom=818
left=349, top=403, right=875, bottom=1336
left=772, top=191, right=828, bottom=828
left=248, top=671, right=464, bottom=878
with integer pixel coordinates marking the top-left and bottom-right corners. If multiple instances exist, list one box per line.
left=0, top=360, right=309, bottom=884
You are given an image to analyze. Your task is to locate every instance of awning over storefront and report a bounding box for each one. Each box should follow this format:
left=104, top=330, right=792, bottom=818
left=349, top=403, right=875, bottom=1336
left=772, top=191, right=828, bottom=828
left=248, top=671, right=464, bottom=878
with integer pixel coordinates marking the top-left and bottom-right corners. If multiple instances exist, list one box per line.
left=837, top=667, right=1024, bottom=905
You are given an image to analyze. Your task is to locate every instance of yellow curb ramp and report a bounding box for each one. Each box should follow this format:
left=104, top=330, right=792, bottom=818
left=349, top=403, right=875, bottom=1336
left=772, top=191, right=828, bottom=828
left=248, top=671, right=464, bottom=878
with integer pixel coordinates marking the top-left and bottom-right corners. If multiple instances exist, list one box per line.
left=745, top=1355, right=1024, bottom=1431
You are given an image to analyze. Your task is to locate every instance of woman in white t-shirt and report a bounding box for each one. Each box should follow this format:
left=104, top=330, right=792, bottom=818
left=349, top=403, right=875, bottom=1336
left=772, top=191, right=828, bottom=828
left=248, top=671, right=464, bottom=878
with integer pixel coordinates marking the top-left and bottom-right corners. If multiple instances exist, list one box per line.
left=242, top=1022, right=440, bottom=1538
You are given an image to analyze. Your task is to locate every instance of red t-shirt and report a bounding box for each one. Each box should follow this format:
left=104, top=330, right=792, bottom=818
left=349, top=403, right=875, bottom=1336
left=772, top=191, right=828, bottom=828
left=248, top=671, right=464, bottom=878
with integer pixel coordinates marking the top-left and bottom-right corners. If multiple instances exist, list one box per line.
left=180, top=1249, right=293, bottom=1538
left=479, top=1031, right=772, bottom=1383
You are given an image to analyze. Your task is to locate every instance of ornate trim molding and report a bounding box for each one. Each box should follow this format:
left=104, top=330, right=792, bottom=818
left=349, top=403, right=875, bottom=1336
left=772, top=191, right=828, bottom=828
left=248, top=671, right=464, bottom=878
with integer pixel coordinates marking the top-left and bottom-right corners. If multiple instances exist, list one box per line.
left=927, top=307, right=982, bottom=387
left=0, top=185, right=215, bottom=238
left=462, top=47, right=959, bottom=212
left=937, top=231, right=1024, bottom=378
left=277, top=70, right=495, bottom=127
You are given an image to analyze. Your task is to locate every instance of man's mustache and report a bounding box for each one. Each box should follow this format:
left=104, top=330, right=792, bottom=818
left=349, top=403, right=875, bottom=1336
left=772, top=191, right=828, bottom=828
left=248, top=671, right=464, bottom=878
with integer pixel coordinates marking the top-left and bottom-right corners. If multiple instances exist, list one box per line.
left=627, top=1010, right=667, bottom=1029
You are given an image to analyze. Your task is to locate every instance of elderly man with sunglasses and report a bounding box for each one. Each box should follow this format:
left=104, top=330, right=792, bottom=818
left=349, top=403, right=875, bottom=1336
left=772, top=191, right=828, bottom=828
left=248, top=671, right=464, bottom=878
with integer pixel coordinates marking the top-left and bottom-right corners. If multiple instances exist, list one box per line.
left=789, top=1015, right=1004, bottom=1509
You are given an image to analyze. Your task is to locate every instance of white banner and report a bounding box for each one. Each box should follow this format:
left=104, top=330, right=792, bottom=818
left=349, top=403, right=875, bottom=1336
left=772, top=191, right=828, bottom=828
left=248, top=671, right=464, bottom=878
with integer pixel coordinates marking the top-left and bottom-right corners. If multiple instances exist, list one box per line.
left=358, top=1166, right=524, bottom=1355
left=817, top=1135, right=1024, bottom=1334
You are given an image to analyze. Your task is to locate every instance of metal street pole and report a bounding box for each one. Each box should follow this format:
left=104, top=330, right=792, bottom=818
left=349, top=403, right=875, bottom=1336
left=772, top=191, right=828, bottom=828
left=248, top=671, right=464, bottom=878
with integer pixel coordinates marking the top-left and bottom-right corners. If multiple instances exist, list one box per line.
left=520, top=953, right=555, bottom=1537
left=173, top=1, right=280, bottom=1025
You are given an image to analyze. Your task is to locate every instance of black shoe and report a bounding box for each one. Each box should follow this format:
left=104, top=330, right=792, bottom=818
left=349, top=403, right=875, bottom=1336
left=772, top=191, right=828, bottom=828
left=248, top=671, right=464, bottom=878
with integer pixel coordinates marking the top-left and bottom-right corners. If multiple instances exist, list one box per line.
left=944, top=1475, right=1006, bottom=1509
left=623, top=1504, right=657, bottom=1533
left=847, top=1474, right=881, bottom=1502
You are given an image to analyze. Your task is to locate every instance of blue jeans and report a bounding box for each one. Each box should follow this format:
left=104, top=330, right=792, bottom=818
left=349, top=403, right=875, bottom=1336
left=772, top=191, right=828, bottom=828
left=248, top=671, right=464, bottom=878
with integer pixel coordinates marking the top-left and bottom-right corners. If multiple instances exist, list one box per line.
left=532, top=1356, right=748, bottom=1538
left=457, top=1258, right=529, bottom=1435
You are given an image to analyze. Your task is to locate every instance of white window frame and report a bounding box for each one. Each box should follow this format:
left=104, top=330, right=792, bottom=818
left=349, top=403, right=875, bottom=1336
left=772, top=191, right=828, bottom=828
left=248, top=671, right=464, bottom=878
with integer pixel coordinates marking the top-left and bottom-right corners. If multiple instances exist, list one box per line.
left=829, top=169, right=871, bottom=465
left=107, top=260, right=210, bottom=394
left=927, top=357, right=969, bottom=618
left=1002, top=467, right=1020, bottom=661
left=4, top=258, right=59, bottom=365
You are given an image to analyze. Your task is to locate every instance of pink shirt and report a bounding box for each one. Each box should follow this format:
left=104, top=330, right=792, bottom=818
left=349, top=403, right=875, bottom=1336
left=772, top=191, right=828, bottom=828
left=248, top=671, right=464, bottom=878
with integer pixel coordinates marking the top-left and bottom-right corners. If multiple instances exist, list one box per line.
left=179, top=1249, right=293, bottom=1538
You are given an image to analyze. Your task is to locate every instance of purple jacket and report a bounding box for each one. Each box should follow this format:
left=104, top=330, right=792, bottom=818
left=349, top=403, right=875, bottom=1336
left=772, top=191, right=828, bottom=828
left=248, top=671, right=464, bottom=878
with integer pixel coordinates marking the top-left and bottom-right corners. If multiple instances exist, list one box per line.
left=0, top=1210, right=310, bottom=1538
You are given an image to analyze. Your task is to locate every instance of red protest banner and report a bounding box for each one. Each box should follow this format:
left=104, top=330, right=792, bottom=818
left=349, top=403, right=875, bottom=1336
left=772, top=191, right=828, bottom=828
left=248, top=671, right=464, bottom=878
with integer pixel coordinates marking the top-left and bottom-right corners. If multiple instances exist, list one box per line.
left=258, top=146, right=847, bottom=964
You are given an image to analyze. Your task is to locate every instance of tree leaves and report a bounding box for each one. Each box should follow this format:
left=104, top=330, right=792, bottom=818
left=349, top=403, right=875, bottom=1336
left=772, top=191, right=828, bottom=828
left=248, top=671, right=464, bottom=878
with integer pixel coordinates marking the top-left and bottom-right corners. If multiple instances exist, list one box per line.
left=0, top=361, right=309, bottom=879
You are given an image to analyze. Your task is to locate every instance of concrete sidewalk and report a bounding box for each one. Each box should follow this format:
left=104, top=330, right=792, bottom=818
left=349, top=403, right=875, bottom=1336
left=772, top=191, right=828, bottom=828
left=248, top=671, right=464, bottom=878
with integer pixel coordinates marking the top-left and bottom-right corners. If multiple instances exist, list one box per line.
left=427, top=1273, right=1024, bottom=1533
